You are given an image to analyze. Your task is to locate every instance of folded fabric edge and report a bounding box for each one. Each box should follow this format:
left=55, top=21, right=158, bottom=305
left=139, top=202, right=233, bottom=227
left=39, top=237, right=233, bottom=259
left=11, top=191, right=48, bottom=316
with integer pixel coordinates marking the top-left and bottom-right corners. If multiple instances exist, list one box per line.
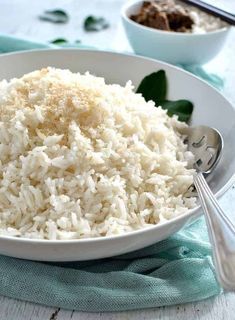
left=0, top=255, right=221, bottom=312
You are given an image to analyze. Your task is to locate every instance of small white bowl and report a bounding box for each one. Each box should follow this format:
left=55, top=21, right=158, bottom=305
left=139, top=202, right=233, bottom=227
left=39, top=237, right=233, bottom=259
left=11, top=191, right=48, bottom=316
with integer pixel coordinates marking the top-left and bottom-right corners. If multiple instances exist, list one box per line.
left=121, top=0, right=231, bottom=65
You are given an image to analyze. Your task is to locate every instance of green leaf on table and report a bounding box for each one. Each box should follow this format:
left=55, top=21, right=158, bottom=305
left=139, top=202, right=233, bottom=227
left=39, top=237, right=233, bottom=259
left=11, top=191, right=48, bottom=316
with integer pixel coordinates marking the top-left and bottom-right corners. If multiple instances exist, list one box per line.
left=136, top=70, right=167, bottom=103
left=136, top=70, right=193, bottom=122
left=49, top=38, right=81, bottom=46
left=39, top=9, right=69, bottom=24
left=84, top=15, right=109, bottom=31
left=50, top=38, right=68, bottom=44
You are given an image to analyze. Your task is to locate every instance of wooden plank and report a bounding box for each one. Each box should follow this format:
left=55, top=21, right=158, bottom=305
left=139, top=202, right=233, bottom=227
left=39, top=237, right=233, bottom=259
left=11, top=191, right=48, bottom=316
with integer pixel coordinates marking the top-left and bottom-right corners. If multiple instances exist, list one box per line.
left=0, top=296, right=55, bottom=320
left=0, top=292, right=234, bottom=320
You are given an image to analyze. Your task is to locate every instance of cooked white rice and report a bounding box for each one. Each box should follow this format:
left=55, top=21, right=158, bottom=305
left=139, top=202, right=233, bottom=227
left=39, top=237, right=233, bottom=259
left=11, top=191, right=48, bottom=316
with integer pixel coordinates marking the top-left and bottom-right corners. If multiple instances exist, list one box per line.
left=0, top=67, right=196, bottom=240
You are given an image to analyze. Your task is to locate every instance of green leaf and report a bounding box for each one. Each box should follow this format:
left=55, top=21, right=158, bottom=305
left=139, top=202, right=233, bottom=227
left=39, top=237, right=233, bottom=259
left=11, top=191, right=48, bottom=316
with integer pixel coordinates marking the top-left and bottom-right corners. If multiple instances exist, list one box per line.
left=136, top=70, right=167, bottom=103
left=84, top=15, right=109, bottom=31
left=39, top=9, right=69, bottom=23
left=160, top=100, right=194, bottom=122
left=50, top=38, right=68, bottom=44
left=136, top=70, right=194, bottom=122
left=49, top=39, right=81, bottom=47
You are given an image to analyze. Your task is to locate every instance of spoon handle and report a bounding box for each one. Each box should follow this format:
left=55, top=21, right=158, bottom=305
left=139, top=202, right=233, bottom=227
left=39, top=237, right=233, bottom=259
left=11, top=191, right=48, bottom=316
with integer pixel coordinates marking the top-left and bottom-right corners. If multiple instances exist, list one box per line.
left=194, top=172, right=235, bottom=290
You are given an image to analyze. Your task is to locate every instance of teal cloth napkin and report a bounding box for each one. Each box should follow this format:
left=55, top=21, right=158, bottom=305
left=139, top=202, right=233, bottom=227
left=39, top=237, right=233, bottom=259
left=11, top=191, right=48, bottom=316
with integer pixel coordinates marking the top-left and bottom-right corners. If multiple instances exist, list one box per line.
left=0, top=34, right=222, bottom=312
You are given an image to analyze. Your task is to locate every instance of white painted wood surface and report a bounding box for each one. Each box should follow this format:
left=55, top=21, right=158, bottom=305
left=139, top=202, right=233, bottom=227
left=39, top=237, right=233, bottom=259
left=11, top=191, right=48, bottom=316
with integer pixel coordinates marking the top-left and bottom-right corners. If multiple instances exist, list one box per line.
left=0, top=0, right=235, bottom=319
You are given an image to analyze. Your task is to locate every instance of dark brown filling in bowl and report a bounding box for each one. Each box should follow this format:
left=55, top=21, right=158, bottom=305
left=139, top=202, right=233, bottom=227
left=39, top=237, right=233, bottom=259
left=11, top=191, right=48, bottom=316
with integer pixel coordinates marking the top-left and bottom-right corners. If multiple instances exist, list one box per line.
left=130, top=0, right=194, bottom=32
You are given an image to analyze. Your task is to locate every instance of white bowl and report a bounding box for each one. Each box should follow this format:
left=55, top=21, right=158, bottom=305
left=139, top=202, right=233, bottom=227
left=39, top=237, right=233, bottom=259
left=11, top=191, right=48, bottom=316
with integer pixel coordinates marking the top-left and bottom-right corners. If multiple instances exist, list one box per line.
left=0, top=49, right=234, bottom=261
left=121, top=0, right=231, bottom=65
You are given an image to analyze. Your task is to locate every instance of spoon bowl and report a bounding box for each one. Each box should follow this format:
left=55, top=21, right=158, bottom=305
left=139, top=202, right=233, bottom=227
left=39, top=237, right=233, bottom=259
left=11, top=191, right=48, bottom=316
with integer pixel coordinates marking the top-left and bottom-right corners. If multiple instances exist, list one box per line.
left=186, top=125, right=223, bottom=174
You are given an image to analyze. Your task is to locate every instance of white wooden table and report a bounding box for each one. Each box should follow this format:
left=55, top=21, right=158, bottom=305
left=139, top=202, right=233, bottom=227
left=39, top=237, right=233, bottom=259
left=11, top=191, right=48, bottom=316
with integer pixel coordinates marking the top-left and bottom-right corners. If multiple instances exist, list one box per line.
left=0, top=0, right=235, bottom=319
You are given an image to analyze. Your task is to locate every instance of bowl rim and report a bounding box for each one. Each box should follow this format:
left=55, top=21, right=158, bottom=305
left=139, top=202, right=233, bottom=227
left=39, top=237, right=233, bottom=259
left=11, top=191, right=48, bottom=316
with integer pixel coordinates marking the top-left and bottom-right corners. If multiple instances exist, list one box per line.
left=121, top=0, right=231, bottom=37
left=0, top=48, right=234, bottom=245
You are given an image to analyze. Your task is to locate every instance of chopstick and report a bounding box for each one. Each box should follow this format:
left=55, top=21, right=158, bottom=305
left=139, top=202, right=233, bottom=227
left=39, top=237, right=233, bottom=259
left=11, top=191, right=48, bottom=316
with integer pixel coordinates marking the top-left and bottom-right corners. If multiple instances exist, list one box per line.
left=179, top=0, right=235, bottom=25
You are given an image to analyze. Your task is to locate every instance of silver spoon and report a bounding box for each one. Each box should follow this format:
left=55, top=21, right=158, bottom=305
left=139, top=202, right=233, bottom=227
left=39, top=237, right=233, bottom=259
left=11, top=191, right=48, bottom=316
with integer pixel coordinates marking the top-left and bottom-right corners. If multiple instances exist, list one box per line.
left=186, top=125, right=235, bottom=290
